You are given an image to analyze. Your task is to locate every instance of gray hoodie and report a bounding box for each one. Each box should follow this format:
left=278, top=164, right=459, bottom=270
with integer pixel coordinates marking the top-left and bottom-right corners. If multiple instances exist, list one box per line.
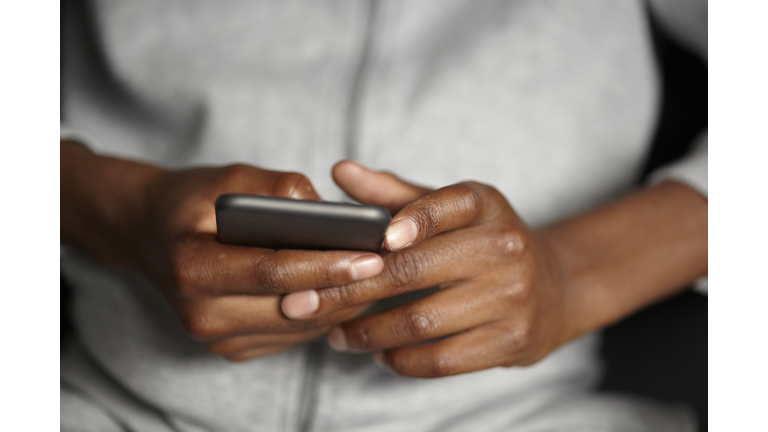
left=61, top=1, right=706, bottom=431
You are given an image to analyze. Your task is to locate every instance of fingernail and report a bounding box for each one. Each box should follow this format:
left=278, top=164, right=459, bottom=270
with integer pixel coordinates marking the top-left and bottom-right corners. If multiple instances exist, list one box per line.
left=350, top=255, right=383, bottom=281
left=385, top=218, right=418, bottom=251
left=281, top=290, right=319, bottom=319
left=327, top=326, right=348, bottom=351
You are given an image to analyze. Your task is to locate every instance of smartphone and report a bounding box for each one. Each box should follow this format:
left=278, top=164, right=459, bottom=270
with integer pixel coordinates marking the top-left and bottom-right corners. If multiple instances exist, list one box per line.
left=215, top=194, right=391, bottom=252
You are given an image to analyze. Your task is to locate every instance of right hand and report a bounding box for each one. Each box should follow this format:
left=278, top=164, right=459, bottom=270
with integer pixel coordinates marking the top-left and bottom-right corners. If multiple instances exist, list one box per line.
left=61, top=145, right=384, bottom=361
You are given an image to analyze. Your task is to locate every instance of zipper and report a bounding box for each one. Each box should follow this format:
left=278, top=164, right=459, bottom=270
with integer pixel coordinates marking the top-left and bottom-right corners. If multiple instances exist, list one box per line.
left=295, top=3, right=380, bottom=431
left=344, top=0, right=380, bottom=161
left=296, top=340, right=325, bottom=432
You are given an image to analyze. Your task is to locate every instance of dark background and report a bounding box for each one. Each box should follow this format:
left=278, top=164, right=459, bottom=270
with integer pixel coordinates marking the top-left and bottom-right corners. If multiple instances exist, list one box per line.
left=598, top=5, right=708, bottom=432
left=61, top=2, right=707, bottom=430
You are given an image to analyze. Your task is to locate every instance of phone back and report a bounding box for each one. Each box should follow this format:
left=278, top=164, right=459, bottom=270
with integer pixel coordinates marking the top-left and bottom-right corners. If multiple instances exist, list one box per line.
left=216, top=195, right=391, bottom=252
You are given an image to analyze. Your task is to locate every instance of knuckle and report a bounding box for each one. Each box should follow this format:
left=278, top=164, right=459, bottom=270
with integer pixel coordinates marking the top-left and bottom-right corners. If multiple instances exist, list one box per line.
left=222, top=163, right=252, bottom=182
left=384, top=251, right=424, bottom=290
left=388, top=348, right=456, bottom=378
left=273, top=172, right=311, bottom=198
left=498, top=281, right=532, bottom=305
left=453, top=183, right=483, bottom=213
left=347, top=324, right=373, bottom=350
left=461, top=181, right=510, bottom=217
left=501, top=323, right=534, bottom=353
left=387, top=352, right=410, bottom=376
left=171, top=247, right=204, bottom=297
left=256, top=257, right=289, bottom=294
left=171, top=262, right=192, bottom=294
left=493, top=226, right=527, bottom=258
left=467, top=181, right=500, bottom=200
left=401, top=304, right=440, bottom=341
left=423, top=348, right=457, bottom=378
left=409, top=205, right=440, bottom=239
left=183, top=313, right=228, bottom=342
left=320, top=285, right=356, bottom=309
left=320, top=261, right=338, bottom=287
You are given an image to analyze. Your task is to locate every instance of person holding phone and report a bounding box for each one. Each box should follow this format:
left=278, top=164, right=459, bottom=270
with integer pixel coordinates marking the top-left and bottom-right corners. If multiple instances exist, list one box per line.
left=61, top=1, right=707, bottom=431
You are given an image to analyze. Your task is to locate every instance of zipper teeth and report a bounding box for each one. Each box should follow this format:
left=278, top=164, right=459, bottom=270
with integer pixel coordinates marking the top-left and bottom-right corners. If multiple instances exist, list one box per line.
left=295, top=4, right=380, bottom=431
left=344, top=0, right=380, bottom=161
left=297, top=341, right=325, bottom=432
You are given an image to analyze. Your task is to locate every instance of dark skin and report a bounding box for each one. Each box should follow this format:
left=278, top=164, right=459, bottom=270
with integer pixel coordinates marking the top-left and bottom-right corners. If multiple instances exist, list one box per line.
left=285, top=161, right=707, bottom=376
left=62, top=141, right=382, bottom=360
left=62, top=142, right=707, bottom=374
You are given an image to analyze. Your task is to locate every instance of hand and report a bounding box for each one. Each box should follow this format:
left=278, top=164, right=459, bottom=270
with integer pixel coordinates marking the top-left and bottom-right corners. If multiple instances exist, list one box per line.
left=282, top=161, right=707, bottom=378
left=281, top=161, right=576, bottom=377
left=61, top=145, right=385, bottom=361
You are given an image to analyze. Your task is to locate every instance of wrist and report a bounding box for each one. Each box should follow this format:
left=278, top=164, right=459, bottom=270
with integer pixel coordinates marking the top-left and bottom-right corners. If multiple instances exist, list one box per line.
left=61, top=142, right=166, bottom=267
left=535, top=226, right=596, bottom=343
left=535, top=182, right=707, bottom=341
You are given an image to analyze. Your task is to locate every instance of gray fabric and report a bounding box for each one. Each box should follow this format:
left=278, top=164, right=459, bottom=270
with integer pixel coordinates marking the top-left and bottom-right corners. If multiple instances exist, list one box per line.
left=61, top=386, right=124, bottom=432
left=62, top=0, right=705, bottom=430
left=651, top=132, right=708, bottom=197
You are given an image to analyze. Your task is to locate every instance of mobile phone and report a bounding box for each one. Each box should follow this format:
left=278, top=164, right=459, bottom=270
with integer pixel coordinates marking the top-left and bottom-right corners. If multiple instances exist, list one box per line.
left=215, top=194, right=391, bottom=252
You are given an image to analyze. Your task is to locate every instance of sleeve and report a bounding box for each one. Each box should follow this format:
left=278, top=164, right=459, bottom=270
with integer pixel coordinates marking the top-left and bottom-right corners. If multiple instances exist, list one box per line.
left=647, top=0, right=708, bottom=294
left=61, top=123, right=101, bottom=152
left=649, top=131, right=708, bottom=198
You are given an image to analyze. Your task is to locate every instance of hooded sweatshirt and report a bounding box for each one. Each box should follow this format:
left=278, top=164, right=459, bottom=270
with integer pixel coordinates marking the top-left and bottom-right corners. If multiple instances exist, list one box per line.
left=61, top=1, right=706, bottom=431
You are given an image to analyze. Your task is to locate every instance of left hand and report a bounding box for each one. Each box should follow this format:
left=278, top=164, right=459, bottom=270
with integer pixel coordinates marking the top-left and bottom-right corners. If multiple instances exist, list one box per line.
left=281, top=160, right=578, bottom=378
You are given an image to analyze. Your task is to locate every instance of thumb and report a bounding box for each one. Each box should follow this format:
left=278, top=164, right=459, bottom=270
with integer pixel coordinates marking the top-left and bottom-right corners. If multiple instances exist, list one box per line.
left=332, top=160, right=432, bottom=214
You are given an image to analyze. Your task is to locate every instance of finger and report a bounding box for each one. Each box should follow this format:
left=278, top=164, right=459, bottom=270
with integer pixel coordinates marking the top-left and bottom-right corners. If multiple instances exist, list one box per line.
left=297, top=223, right=523, bottom=318
left=217, top=164, right=322, bottom=200
left=326, top=279, right=513, bottom=352
left=173, top=166, right=323, bottom=235
left=206, top=328, right=330, bottom=356
left=384, top=182, right=499, bottom=252
left=174, top=235, right=384, bottom=297
left=332, top=160, right=432, bottom=214
left=184, top=295, right=371, bottom=342
left=374, top=319, right=532, bottom=378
